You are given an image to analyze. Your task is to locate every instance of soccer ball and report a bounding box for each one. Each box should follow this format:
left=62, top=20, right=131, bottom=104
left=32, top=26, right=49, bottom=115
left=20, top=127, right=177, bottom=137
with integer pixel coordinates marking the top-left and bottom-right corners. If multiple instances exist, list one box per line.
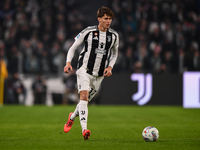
left=142, top=126, right=159, bottom=142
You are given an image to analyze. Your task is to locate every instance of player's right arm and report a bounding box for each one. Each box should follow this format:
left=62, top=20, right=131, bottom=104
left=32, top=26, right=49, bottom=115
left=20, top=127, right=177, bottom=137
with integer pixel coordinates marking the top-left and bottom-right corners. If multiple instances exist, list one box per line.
left=64, top=62, right=73, bottom=73
left=63, top=29, right=86, bottom=74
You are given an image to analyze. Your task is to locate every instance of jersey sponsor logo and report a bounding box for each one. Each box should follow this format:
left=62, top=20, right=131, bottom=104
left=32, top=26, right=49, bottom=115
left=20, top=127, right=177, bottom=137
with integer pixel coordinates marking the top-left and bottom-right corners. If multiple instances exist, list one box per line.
left=99, top=42, right=104, bottom=49
left=95, top=48, right=107, bottom=55
left=95, top=42, right=106, bottom=55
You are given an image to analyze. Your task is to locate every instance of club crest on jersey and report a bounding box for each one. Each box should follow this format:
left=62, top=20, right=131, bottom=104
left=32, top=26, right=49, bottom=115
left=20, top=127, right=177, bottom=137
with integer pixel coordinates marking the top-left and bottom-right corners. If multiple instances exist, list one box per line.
left=107, top=36, right=111, bottom=42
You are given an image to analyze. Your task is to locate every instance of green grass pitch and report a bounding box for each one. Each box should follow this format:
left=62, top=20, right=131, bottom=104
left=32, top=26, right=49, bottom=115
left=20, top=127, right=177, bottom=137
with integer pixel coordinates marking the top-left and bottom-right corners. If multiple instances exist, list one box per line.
left=0, top=105, right=200, bottom=150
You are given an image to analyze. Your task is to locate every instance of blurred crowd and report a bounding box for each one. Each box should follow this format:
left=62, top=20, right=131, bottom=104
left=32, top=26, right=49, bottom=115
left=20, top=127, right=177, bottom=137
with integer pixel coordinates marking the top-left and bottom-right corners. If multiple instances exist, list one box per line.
left=0, top=0, right=87, bottom=76
left=1, top=0, right=200, bottom=75
left=1, top=0, right=200, bottom=104
left=110, top=0, right=200, bottom=73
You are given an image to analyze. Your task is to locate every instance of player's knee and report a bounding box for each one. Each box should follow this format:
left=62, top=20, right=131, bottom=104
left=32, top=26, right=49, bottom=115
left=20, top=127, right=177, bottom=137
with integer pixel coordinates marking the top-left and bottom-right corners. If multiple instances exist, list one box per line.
left=80, top=92, right=88, bottom=101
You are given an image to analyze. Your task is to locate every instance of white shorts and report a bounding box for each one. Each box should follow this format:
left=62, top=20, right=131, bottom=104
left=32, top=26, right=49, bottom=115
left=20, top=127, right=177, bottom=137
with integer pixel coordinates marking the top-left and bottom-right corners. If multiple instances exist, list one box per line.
left=76, top=67, right=104, bottom=101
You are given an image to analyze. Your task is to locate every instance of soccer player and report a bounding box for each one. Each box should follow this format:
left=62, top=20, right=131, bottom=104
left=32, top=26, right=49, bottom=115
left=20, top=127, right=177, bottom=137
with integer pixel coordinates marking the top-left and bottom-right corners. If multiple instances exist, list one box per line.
left=63, top=6, right=119, bottom=140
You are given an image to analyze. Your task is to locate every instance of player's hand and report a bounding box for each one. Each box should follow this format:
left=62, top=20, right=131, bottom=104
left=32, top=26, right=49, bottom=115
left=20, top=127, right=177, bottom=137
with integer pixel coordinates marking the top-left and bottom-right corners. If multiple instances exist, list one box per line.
left=103, top=66, right=112, bottom=77
left=63, top=62, right=73, bottom=73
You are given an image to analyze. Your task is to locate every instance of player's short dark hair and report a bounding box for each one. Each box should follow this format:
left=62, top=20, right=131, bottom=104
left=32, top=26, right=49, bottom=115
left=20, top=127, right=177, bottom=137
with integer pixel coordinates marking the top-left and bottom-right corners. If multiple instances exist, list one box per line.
left=97, top=6, right=114, bottom=18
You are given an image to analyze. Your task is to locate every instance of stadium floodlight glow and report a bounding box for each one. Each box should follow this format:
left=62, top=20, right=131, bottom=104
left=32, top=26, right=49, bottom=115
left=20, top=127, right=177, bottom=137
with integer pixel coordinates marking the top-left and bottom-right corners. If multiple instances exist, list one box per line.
left=183, top=72, right=200, bottom=108
left=131, top=73, right=153, bottom=105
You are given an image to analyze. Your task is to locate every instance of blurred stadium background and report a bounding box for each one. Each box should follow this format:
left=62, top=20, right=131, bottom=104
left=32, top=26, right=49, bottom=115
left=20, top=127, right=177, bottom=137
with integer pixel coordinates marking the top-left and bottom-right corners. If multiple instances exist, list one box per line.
left=0, top=0, right=200, bottom=107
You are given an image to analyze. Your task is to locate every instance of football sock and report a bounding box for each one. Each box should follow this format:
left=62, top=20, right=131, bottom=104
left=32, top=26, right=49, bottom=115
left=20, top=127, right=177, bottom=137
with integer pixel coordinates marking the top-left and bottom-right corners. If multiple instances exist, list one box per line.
left=78, top=100, right=88, bottom=133
left=70, top=102, right=80, bottom=121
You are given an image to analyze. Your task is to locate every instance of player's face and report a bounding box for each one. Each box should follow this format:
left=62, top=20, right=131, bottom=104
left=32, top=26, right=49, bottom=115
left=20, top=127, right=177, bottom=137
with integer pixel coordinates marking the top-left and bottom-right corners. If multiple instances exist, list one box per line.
left=98, top=14, right=112, bottom=31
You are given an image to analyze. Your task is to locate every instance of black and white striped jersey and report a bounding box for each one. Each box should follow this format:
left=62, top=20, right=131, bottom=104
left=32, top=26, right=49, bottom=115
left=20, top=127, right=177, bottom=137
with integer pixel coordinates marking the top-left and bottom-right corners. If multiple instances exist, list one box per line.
left=66, top=26, right=119, bottom=77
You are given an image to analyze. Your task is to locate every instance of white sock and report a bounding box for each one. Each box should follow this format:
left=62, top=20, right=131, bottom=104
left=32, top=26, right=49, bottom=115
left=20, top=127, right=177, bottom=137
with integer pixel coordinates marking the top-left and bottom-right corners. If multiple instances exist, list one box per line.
left=70, top=103, right=79, bottom=121
left=78, top=100, right=88, bottom=133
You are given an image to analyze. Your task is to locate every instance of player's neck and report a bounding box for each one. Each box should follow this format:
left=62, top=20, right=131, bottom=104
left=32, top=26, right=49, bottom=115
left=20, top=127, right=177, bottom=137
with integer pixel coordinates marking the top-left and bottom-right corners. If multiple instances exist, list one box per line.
left=98, top=25, right=107, bottom=32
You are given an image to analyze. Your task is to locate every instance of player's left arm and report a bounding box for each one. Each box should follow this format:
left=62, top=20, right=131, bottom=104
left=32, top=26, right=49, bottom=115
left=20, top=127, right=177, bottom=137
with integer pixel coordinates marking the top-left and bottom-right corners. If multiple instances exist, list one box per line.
left=103, top=66, right=113, bottom=77
left=104, top=33, right=119, bottom=77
